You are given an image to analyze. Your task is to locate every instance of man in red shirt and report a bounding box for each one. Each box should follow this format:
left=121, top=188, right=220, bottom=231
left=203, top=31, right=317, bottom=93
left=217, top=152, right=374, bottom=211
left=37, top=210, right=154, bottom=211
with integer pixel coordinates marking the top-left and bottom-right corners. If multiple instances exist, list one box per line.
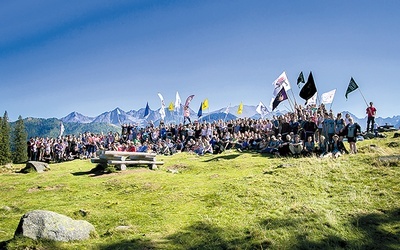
left=366, top=102, right=377, bottom=133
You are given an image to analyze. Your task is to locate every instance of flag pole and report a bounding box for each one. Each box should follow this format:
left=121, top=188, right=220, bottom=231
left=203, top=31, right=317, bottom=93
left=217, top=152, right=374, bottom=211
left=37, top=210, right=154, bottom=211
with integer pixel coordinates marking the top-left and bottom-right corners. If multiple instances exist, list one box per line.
left=289, top=89, right=298, bottom=107
left=286, top=94, right=295, bottom=113
left=358, top=89, right=369, bottom=106
left=224, top=103, right=230, bottom=122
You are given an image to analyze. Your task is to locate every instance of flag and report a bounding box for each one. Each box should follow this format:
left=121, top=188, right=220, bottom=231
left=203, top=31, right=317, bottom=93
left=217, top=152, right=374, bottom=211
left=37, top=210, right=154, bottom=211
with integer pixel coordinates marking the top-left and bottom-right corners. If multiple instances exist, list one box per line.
left=159, top=107, right=166, bottom=119
left=305, top=91, right=318, bottom=105
left=256, top=101, right=269, bottom=118
left=184, top=95, right=195, bottom=107
left=237, top=102, right=243, bottom=114
left=143, top=102, right=150, bottom=118
left=197, top=102, right=203, bottom=118
left=269, top=97, right=274, bottom=110
left=168, top=102, right=174, bottom=111
left=175, top=91, right=181, bottom=111
left=202, top=98, right=209, bottom=110
left=59, top=122, right=65, bottom=138
left=272, top=71, right=291, bottom=96
left=157, top=93, right=166, bottom=108
left=297, top=71, right=305, bottom=87
left=272, top=87, right=288, bottom=111
left=157, top=93, right=166, bottom=120
left=223, top=104, right=230, bottom=114
left=299, top=72, right=317, bottom=101
left=321, top=89, right=336, bottom=104
left=345, top=77, right=359, bottom=99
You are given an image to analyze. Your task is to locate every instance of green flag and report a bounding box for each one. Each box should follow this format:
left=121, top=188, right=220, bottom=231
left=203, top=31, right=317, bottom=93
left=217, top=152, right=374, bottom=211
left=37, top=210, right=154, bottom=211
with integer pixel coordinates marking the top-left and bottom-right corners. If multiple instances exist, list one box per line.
left=297, top=71, right=305, bottom=87
left=345, top=77, right=359, bottom=99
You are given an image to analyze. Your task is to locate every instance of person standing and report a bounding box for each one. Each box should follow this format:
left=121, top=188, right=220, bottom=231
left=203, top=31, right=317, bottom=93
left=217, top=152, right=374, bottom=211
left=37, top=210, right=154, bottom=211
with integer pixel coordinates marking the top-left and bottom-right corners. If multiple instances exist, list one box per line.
left=344, top=117, right=361, bottom=154
left=366, top=102, right=377, bottom=133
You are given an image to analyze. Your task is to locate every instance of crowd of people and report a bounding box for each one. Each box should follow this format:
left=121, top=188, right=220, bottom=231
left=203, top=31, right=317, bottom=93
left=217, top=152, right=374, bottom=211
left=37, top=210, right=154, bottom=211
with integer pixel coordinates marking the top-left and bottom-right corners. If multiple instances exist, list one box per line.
left=27, top=103, right=373, bottom=163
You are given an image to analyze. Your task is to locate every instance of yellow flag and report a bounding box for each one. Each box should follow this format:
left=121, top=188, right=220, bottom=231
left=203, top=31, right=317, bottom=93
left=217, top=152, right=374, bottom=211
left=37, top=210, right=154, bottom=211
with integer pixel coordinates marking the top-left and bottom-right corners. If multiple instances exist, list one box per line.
left=202, top=98, right=209, bottom=110
left=168, top=102, right=174, bottom=111
left=237, top=102, right=243, bottom=114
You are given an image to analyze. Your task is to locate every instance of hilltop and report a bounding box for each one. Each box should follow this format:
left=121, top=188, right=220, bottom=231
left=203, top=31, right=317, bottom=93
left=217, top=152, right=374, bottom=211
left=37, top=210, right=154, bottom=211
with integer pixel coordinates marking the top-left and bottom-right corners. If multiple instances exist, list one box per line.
left=0, top=132, right=399, bottom=249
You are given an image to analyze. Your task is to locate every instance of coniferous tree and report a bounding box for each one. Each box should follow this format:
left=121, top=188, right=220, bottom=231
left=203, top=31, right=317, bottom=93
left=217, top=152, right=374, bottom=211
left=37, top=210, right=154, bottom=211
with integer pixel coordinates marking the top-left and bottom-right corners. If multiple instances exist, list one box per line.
left=0, top=111, right=12, bottom=165
left=12, top=115, right=28, bottom=163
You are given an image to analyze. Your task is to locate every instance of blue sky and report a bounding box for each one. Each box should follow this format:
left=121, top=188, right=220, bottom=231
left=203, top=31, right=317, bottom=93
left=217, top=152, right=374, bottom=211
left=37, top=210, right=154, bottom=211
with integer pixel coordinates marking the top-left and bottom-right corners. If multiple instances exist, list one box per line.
left=1, top=0, right=399, bottom=121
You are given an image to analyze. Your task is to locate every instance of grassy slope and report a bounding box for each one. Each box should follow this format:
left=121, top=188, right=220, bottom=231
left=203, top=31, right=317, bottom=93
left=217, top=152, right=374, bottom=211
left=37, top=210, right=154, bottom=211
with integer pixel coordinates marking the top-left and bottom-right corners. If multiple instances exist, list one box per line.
left=0, top=133, right=399, bottom=249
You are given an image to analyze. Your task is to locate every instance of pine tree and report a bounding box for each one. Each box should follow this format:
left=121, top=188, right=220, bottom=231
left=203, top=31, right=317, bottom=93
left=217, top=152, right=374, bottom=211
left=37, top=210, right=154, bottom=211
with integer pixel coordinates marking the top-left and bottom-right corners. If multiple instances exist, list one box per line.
left=12, top=115, right=28, bottom=163
left=0, top=111, right=12, bottom=165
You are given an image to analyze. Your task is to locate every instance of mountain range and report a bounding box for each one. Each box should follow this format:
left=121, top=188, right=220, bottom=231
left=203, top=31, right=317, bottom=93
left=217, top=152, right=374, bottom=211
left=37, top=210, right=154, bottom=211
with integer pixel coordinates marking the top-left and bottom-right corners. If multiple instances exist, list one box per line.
left=61, top=105, right=400, bottom=131
left=13, top=105, right=399, bottom=139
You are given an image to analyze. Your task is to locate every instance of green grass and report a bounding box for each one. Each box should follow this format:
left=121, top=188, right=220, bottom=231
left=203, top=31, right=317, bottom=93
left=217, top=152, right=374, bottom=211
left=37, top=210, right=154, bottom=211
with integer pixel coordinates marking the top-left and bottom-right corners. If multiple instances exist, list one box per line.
left=1, top=133, right=399, bottom=249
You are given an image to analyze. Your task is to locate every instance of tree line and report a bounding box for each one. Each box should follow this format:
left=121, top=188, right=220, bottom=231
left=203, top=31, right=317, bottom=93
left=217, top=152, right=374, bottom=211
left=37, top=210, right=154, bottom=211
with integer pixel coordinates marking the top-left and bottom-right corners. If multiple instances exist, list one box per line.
left=0, top=111, right=28, bottom=165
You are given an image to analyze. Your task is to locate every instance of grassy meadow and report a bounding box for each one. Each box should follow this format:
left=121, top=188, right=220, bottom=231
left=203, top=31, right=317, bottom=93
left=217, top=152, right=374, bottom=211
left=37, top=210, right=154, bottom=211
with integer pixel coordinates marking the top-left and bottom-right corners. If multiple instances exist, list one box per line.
left=0, top=133, right=399, bottom=249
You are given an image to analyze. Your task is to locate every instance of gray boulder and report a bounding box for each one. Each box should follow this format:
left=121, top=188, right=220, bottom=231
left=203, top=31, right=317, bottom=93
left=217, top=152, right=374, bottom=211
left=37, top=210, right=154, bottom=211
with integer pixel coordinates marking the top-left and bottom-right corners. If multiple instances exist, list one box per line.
left=21, top=161, right=50, bottom=173
left=14, top=210, right=95, bottom=242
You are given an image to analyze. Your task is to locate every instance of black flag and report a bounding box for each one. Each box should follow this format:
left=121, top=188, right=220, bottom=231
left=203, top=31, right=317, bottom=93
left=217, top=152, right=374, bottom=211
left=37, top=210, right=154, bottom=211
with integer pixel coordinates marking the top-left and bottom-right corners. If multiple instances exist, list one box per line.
left=297, top=71, right=305, bottom=87
left=272, top=87, right=288, bottom=111
left=345, top=77, right=359, bottom=99
left=299, top=72, right=317, bottom=101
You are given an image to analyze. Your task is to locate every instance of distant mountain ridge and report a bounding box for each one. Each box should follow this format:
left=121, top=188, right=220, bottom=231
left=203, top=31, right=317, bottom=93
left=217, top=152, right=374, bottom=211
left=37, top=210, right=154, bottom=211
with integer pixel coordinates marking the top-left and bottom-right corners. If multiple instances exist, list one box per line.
left=13, top=105, right=399, bottom=139
left=61, top=106, right=400, bottom=131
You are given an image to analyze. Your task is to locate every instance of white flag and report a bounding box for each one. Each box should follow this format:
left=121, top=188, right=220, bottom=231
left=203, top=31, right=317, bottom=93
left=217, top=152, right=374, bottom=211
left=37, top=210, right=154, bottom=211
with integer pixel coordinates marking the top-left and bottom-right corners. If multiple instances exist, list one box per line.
left=306, top=91, right=318, bottom=105
left=256, top=101, right=269, bottom=118
left=159, top=107, right=166, bottom=119
left=59, top=122, right=65, bottom=138
left=157, top=93, right=166, bottom=119
left=157, top=93, right=166, bottom=107
left=321, top=89, right=336, bottom=104
left=223, top=104, right=230, bottom=114
left=174, top=91, right=181, bottom=111
left=272, top=71, right=291, bottom=96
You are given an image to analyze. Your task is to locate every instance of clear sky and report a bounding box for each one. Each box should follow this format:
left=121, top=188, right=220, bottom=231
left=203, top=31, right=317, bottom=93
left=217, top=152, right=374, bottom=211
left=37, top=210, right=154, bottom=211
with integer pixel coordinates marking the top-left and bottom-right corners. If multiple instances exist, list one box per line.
left=1, top=0, right=399, bottom=121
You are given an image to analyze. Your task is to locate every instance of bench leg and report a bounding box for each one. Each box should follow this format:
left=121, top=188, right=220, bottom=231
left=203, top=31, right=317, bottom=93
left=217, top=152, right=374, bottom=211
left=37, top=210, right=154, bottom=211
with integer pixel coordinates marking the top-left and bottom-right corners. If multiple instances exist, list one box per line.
left=119, top=164, right=127, bottom=171
left=149, top=164, right=157, bottom=170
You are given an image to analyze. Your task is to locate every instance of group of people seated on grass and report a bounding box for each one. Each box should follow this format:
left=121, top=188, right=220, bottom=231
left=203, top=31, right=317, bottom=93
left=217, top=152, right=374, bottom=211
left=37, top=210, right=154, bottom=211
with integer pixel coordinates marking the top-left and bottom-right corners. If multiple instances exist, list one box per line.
left=28, top=103, right=365, bottom=162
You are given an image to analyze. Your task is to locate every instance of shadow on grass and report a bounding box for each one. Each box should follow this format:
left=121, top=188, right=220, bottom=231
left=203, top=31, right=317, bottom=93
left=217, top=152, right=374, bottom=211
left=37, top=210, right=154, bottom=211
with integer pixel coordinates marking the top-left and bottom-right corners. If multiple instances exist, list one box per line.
left=348, top=208, right=400, bottom=249
left=96, top=221, right=270, bottom=249
left=4, top=208, right=398, bottom=249
left=97, top=237, right=157, bottom=250
left=164, top=221, right=271, bottom=249
left=202, top=154, right=241, bottom=162
left=259, top=207, right=400, bottom=249
left=71, top=164, right=116, bottom=177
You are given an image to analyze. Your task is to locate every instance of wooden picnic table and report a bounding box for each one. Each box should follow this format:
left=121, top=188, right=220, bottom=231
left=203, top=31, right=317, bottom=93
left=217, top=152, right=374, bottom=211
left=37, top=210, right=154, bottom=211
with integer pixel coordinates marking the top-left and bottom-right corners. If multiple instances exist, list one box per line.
left=91, top=150, right=163, bottom=170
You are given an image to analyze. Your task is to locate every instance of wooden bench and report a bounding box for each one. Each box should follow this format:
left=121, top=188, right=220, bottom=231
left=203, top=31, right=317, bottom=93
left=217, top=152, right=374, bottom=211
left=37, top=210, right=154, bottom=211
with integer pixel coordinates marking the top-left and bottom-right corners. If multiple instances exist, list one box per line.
left=91, top=150, right=164, bottom=170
